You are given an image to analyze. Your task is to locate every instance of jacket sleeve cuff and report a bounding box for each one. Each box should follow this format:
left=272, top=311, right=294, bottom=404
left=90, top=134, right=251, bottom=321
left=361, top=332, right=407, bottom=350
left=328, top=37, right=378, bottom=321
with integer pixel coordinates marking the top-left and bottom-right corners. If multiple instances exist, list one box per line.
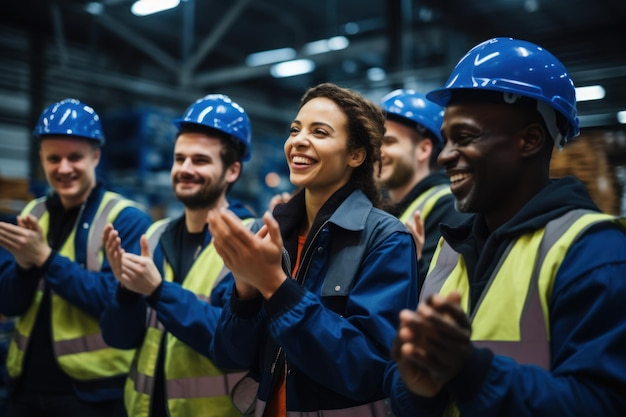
left=146, top=281, right=164, bottom=307
left=264, top=278, right=305, bottom=318
left=385, top=362, right=450, bottom=416
left=116, top=284, right=143, bottom=305
left=16, top=250, right=56, bottom=280
left=229, top=284, right=265, bottom=319
left=445, top=345, right=494, bottom=403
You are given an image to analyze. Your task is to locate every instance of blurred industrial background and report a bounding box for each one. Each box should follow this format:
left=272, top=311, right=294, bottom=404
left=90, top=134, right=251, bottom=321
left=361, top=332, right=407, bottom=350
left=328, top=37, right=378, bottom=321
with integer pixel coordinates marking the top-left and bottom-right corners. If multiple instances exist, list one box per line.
left=1, top=0, right=625, bottom=220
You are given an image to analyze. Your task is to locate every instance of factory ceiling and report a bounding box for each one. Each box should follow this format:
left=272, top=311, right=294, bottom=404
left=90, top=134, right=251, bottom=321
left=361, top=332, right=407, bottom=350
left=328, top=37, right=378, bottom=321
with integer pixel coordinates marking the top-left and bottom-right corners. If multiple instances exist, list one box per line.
left=1, top=0, right=625, bottom=136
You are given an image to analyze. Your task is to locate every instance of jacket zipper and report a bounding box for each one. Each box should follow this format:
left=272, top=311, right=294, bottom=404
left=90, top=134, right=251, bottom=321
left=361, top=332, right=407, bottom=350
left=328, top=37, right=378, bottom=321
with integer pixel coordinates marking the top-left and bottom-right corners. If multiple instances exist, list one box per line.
left=268, top=221, right=328, bottom=384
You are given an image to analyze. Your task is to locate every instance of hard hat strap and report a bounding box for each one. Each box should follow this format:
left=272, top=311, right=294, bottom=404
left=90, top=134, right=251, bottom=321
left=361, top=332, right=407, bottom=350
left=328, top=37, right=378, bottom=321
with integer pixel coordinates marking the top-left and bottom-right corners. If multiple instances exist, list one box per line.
left=536, top=100, right=565, bottom=150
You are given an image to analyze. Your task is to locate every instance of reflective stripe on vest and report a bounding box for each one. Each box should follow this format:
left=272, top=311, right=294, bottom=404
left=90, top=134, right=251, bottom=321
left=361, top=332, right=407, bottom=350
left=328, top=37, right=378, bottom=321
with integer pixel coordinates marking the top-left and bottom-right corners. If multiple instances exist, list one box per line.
left=421, top=209, right=619, bottom=370
left=22, top=195, right=129, bottom=270
left=125, top=217, right=254, bottom=417
left=145, top=217, right=252, bottom=289
left=129, top=362, right=247, bottom=398
left=399, top=184, right=451, bottom=224
left=252, top=399, right=389, bottom=417
left=7, top=192, right=138, bottom=380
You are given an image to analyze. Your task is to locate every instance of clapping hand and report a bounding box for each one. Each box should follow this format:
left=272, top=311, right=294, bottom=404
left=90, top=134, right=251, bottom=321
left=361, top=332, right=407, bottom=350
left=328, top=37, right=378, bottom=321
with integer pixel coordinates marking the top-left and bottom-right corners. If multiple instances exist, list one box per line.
left=103, top=224, right=162, bottom=296
left=0, top=215, right=51, bottom=269
left=207, top=209, right=286, bottom=300
left=391, top=291, right=472, bottom=397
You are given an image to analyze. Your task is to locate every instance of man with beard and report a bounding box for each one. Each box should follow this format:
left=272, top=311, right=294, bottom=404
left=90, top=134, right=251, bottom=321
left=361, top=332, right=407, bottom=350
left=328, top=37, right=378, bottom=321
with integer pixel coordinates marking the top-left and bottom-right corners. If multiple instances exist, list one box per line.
left=99, top=94, right=255, bottom=417
left=378, top=90, right=468, bottom=287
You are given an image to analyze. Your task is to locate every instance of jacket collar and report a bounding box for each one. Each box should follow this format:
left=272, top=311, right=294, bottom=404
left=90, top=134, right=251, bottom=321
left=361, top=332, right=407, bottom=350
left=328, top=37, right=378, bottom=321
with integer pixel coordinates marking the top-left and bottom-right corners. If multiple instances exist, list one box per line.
left=273, top=183, right=367, bottom=263
left=327, top=188, right=372, bottom=232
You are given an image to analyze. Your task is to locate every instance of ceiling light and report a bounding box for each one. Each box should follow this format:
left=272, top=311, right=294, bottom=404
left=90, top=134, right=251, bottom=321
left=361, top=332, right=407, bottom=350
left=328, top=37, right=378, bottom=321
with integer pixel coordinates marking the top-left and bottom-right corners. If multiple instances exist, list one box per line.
left=524, top=0, right=539, bottom=13
left=303, top=36, right=349, bottom=55
left=131, top=0, right=180, bottom=16
left=270, top=59, right=316, bottom=78
left=367, top=67, right=386, bottom=82
left=617, top=111, right=626, bottom=124
left=327, top=36, right=350, bottom=51
left=245, top=48, right=297, bottom=67
left=344, top=22, right=360, bottom=35
left=575, top=85, right=605, bottom=102
left=85, top=2, right=104, bottom=15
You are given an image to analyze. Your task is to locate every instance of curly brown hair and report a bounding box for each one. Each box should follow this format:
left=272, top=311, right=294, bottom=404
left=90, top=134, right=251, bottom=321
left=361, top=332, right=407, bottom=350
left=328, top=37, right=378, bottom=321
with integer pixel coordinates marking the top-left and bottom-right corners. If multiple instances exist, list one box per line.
left=299, top=82, right=385, bottom=208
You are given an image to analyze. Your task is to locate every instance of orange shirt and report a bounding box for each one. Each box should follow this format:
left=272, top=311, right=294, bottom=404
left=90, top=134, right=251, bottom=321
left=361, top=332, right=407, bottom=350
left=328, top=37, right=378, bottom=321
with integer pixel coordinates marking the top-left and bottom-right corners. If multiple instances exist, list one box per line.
left=263, top=234, right=306, bottom=417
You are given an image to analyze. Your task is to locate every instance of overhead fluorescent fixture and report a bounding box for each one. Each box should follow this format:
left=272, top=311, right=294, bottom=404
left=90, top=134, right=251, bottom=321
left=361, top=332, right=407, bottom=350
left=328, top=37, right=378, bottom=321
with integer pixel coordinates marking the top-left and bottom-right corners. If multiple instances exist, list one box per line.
left=304, top=36, right=349, bottom=55
left=367, top=67, right=386, bottom=82
left=575, top=85, right=605, bottom=102
left=270, top=59, right=316, bottom=78
left=131, top=0, right=180, bottom=16
left=524, top=0, right=539, bottom=13
left=617, top=111, right=626, bottom=124
left=246, top=48, right=297, bottom=67
left=344, top=22, right=360, bottom=35
left=85, top=2, right=104, bottom=15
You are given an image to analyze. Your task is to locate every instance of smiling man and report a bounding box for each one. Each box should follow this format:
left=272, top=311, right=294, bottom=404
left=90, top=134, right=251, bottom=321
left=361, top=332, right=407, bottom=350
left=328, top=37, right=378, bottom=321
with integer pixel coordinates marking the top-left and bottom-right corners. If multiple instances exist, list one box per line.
left=384, top=37, right=626, bottom=417
left=378, top=89, right=469, bottom=287
left=0, top=98, right=152, bottom=417
left=99, top=94, right=256, bottom=417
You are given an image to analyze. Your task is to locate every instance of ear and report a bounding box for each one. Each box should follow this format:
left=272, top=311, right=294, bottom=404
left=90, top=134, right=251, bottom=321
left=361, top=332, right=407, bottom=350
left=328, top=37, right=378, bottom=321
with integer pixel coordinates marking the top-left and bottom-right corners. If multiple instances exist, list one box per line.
left=225, top=161, right=242, bottom=184
left=519, top=123, right=546, bottom=158
left=348, top=147, right=366, bottom=168
left=416, top=138, right=433, bottom=163
left=92, top=148, right=101, bottom=167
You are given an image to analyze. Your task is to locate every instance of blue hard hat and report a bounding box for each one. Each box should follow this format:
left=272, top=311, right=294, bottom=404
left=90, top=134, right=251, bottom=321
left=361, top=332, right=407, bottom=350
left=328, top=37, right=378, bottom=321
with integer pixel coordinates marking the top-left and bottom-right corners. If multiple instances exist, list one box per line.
left=33, top=98, right=105, bottom=145
left=426, top=37, right=579, bottom=147
left=174, top=94, right=252, bottom=162
left=381, top=89, right=444, bottom=143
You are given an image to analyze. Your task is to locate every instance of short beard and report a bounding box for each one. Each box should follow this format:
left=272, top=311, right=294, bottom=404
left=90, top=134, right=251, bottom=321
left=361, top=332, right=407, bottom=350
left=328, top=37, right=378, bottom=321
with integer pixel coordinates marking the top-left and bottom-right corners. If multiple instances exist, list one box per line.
left=175, top=174, right=228, bottom=210
left=382, top=162, right=413, bottom=189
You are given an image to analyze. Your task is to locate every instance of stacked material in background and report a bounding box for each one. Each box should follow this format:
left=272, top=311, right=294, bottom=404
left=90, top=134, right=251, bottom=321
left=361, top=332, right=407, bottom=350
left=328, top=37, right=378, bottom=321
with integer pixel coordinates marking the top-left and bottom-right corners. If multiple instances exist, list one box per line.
left=550, top=131, right=621, bottom=215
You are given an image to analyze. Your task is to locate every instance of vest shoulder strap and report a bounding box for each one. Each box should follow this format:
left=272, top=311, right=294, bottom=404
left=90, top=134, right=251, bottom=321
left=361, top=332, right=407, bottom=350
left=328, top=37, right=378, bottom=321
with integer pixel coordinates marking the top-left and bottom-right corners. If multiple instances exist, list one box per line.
left=419, top=239, right=459, bottom=302
left=400, top=184, right=451, bottom=223
left=146, top=216, right=257, bottom=285
left=86, top=192, right=137, bottom=271
left=145, top=218, right=173, bottom=255
left=23, top=197, right=47, bottom=219
left=421, top=209, right=614, bottom=301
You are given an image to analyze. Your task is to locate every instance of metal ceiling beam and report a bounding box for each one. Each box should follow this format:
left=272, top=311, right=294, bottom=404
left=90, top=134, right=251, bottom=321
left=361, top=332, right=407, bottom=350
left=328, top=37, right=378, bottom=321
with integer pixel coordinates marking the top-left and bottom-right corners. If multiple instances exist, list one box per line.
left=50, top=3, right=69, bottom=68
left=45, top=64, right=294, bottom=124
left=94, top=12, right=181, bottom=74
left=571, top=66, right=626, bottom=83
left=179, top=0, right=253, bottom=85
left=191, top=36, right=387, bottom=87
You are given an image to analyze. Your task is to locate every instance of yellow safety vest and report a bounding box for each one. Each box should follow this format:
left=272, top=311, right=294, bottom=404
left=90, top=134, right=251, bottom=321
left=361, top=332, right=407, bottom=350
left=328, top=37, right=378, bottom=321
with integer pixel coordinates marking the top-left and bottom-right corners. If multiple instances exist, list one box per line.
left=7, top=192, right=138, bottom=381
left=125, top=217, right=253, bottom=417
left=420, top=209, right=624, bottom=417
left=398, top=184, right=451, bottom=224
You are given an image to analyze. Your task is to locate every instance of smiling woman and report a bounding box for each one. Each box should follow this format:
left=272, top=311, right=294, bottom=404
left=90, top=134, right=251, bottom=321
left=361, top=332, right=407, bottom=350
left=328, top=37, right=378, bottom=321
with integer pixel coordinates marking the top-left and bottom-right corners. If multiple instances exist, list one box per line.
left=207, top=82, right=419, bottom=416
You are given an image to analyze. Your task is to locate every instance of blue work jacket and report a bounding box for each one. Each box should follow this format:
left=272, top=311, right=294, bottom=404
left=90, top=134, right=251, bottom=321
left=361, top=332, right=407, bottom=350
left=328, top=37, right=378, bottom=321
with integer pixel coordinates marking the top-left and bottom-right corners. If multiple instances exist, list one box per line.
left=0, top=183, right=152, bottom=402
left=384, top=176, right=626, bottom=417
left=212, top=187, right=419, bottom=413
left=99, top=202, right=255, bottom=358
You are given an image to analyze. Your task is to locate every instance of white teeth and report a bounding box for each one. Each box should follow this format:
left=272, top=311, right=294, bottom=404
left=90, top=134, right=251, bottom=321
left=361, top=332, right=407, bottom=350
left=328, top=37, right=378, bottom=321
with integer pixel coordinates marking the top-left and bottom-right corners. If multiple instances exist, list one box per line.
left=292, top=155, right=314, bottom=165
left=450, top=173, right=470, bottom=183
